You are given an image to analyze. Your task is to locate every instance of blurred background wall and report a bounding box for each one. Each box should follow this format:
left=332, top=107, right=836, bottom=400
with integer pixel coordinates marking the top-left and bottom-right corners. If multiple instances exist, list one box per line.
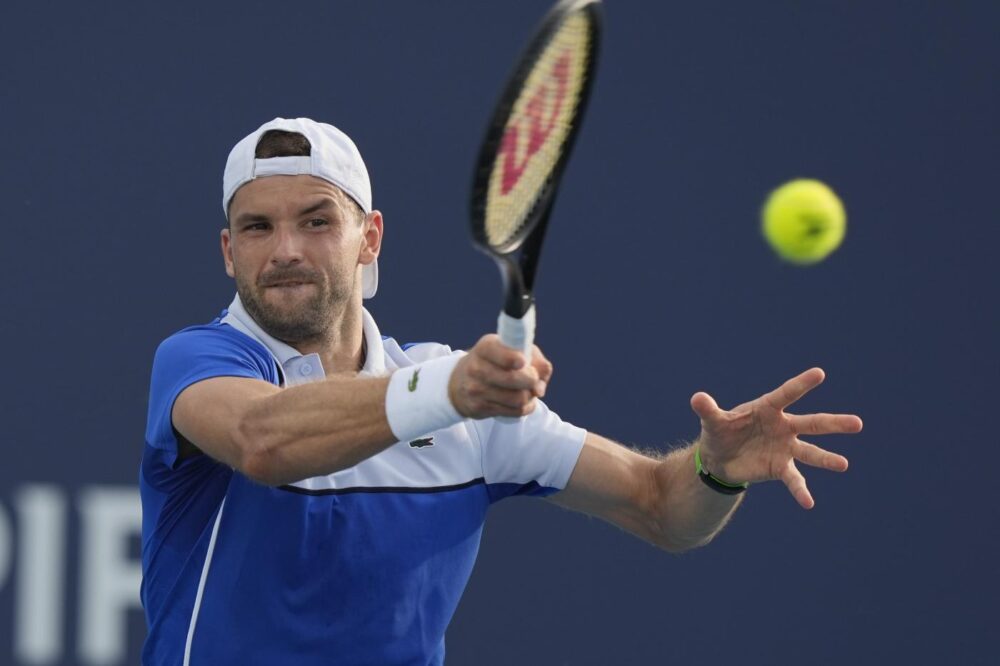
left=1, top=1, right=997, bottom=663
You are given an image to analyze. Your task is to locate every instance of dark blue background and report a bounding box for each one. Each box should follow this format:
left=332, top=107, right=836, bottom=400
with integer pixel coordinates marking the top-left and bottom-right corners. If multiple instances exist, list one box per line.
left=2, top=1, right=997, bottom=664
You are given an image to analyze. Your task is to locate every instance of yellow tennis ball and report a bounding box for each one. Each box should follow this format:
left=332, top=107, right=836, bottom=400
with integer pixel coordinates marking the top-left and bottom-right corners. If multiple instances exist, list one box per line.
left=761, top=179, right=846, bottom=265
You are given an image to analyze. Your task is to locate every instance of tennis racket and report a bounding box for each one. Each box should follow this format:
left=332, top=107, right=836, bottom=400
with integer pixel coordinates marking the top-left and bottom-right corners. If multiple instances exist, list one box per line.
left=470, top=0, right=602, bottom=359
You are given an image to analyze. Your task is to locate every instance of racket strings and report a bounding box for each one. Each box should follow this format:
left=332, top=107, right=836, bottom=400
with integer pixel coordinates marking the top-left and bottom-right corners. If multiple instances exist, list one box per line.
left=483, top=11, right=594, bottom=250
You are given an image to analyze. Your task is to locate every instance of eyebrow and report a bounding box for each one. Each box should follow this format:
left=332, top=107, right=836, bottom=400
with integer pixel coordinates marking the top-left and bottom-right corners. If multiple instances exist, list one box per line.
left=298, top=198, right=336, bottom=217
left=233, top=197, right=338, bottom=226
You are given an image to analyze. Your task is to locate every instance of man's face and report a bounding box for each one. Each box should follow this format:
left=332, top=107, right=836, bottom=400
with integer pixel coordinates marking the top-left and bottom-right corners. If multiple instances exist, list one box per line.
left=221, top=175, right=381, bottom=344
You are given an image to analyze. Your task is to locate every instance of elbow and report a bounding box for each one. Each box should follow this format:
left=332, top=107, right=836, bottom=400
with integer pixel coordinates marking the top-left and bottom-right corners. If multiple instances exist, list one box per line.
left=654, top=532, right=716, bottom=555
left=638, top=467, right=710, bottom=555
left=241, top=447, right=284, bottom=487
left=644, top=505, right=719, bottom=554
left=232, top=413, right=286, bottom=487
left=654, top=536, right=688, bottom=555
left=647, top=520, right=691, bottom=554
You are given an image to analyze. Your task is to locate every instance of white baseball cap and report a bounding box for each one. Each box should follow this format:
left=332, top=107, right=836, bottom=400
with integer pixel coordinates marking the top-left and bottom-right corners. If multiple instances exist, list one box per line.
left=223, top=117, right=378, bottom=299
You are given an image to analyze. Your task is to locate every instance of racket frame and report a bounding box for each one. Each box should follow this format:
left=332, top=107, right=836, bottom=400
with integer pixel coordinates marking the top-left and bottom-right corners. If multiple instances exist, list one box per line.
left=469, top=0, right=603, bottom=320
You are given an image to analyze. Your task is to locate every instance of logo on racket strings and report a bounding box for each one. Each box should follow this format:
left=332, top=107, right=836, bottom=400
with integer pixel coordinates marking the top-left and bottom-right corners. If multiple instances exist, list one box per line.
left=499, top=50, right=572, bottom=195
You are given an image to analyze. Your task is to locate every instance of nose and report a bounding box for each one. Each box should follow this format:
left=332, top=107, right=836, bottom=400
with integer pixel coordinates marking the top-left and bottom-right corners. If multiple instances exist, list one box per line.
left=270, top=225, right=304, bottom=266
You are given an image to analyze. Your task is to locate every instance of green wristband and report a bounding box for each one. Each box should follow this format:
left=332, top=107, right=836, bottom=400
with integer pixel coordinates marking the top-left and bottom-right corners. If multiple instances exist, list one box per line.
left=694, top=445, right=749, bottom=496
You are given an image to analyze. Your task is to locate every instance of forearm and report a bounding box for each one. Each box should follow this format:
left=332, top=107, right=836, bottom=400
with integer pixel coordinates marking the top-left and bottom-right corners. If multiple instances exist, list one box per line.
left=649, top=445, right=742, bottom=552
left=178, top=337, right=542, bottom=487
left=235, top=353, right=465, bottom=485
left=236, top=375, right=396, bottom=486
left=553, top=433, right=741, bottom=554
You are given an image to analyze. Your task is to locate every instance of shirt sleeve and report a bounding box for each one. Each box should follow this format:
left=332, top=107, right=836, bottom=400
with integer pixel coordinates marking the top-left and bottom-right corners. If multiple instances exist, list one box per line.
left=144, top=325, right=278, bottom=467
left=475, top=401, right=587, bottom=503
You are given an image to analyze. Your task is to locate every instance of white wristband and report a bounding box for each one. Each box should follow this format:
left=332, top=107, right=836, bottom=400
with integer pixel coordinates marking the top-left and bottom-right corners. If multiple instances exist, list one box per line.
left=385, top=354, right=463, bottom=442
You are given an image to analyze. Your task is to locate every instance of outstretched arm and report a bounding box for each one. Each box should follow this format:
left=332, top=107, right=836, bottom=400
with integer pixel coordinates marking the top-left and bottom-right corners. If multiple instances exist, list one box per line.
left=551, top=368, right=863, bottom=552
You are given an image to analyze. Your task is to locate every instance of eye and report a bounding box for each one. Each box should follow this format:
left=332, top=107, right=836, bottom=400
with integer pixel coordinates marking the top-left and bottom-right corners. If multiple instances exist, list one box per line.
left=307, top=218, right=330, bottom=228
left=243, top=222, right=270, bottom=232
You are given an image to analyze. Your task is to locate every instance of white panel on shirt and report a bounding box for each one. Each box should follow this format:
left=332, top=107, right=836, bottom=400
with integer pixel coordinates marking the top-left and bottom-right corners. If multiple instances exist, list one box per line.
left=471, top=405, right=586, bottom=492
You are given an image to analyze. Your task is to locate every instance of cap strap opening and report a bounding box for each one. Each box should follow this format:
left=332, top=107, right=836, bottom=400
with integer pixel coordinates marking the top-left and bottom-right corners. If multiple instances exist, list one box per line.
left=251, top=156, right=313, bottom=178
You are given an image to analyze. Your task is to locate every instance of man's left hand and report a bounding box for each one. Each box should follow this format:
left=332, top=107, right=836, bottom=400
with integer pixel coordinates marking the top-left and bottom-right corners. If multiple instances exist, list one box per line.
left=691, top=368, right=863, bottom=509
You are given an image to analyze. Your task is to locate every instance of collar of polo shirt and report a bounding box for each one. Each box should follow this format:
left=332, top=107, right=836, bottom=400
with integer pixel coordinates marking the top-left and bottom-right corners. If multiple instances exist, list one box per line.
left=222, top=294, right=386, bottom=386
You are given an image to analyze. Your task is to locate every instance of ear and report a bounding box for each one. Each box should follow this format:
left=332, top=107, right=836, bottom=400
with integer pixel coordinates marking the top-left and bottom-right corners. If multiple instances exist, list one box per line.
left=221, top=226, right=236, bottom=278
left=358, top=210, right=383, bottom=267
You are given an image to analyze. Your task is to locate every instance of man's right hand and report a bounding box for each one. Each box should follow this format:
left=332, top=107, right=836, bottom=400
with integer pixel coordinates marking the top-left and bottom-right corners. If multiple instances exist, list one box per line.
left=448, top=335, right=553, bottom=419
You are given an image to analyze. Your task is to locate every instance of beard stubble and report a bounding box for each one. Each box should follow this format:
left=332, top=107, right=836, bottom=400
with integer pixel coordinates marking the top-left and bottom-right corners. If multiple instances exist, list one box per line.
left=236, top=266, right=355, bottom=345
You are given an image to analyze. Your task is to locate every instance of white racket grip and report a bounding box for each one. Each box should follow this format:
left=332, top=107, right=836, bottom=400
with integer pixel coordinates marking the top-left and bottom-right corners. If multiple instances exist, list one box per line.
left=497, top=306, right=536, bottom=360
left=496, top=306, right=536, bottom=424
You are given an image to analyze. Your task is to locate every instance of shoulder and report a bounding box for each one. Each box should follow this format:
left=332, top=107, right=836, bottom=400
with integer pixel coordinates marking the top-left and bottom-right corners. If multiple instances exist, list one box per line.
left=156, top=319, right=266, bottom=359
left=152, top=319, right=277, bottom=382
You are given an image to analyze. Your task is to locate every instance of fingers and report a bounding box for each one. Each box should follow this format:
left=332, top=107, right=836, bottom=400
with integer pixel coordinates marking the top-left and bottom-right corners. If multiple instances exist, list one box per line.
left=473, top=336, right=550, bottom=395
left=450, top=364, right=538, bottom=418
left=468, top=351, right=539, bottom=391
left=690, top=391, right=723, bottom=422
left=793, top=439, right=849, bottom=472
left=452, top=335, right=553, bottom=419
left=784, top=440, right=849, bottom=508
left=763, top=367, right=825, bottom=410
left=789, top=413, right=863, bottom=436
left=530, top=344, right=553, bottom=395
left=474, top=334, right=529, bottom=370
left=781, top=460, right=815, bottom=510
left=481, top=394, right=538, bottom=418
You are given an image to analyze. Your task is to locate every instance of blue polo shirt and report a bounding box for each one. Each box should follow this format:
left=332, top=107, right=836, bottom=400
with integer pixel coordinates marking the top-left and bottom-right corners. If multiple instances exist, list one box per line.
left=140, top=296, right=586, bottom=665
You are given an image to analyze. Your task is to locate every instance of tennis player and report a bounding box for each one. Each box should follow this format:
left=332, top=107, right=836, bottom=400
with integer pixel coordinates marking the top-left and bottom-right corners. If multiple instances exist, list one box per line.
left=140, top=117, right=862, bottom=665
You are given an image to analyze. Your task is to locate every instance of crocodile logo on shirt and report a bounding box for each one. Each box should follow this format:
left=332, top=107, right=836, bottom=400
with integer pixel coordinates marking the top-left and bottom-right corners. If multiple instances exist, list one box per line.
left=408, top=368, right=420, bottom=392
left=409, top=437, right=434, bottom=449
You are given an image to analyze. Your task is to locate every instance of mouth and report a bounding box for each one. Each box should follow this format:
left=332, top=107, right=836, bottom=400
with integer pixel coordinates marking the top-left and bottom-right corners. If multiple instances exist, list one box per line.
left=263, top=281, right=314, bottom=292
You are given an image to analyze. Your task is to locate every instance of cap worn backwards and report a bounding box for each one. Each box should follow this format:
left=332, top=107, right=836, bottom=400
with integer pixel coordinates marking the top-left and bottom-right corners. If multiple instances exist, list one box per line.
left=222, top=117, right=378, bottom=299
